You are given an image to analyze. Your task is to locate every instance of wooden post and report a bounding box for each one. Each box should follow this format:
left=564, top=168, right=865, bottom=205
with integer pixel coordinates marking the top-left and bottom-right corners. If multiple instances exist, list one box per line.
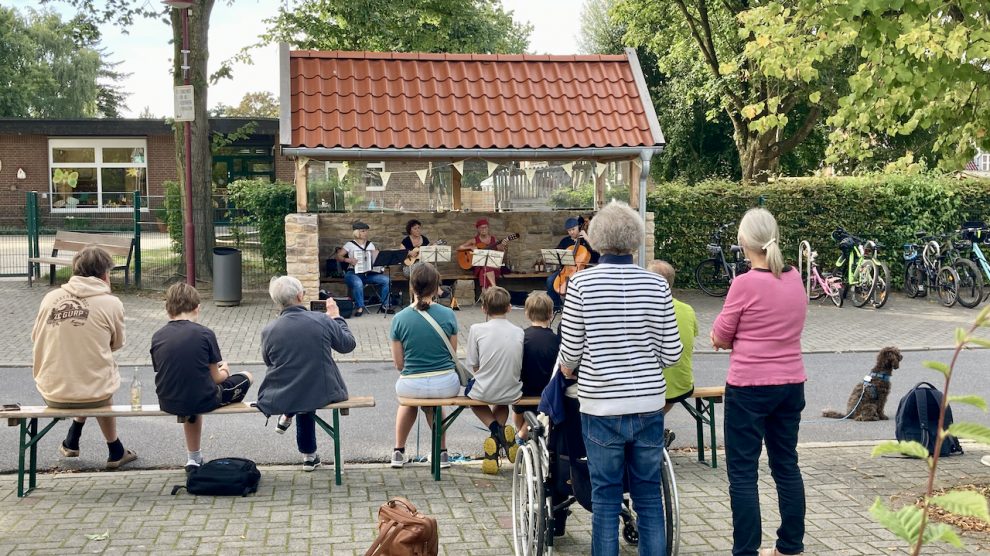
left=629, top=159, right=641, bottom=211
left=294, top=156, right=310, bottom=213
left=452, top=164, right=462, bottom=211
left=595, top=167, right=607, bottom=210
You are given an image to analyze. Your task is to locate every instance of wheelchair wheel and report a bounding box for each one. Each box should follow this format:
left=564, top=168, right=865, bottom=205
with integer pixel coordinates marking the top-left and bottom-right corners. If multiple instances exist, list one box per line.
left=512, top=441, right=546, bottom=556
left=661, top=448, right=680, bottom=555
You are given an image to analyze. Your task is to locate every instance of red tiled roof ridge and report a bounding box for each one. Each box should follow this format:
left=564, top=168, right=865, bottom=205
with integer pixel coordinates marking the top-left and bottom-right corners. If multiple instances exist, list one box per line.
left=295, top=121, right=650, bottom=134
left=290, top=50, right=628, bottom=63
left=293, top=70, right=635, bottom=86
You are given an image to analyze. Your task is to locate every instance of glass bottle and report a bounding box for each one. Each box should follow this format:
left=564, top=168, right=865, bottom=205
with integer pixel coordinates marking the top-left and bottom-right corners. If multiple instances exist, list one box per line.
left=130, top=369, right=142, bottom=411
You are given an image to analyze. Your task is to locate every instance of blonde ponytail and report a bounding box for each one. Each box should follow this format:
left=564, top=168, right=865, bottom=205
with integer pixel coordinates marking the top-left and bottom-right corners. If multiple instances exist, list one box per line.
left=738, top=208, right=786, bottom=278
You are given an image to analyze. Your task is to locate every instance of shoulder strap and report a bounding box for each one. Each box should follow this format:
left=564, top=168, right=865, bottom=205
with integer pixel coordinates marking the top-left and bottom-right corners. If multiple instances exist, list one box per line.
left=417, top=309, right=457, bottom=361
left=171, top=485, right=186, bottom=496
left=364, top=520, right=404, bottom=556
left=914, top=387, right=931, bottom=448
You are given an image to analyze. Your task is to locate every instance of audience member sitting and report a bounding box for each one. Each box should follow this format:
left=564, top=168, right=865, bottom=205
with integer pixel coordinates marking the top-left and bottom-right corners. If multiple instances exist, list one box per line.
left=512, top=291, right=559, bottom=441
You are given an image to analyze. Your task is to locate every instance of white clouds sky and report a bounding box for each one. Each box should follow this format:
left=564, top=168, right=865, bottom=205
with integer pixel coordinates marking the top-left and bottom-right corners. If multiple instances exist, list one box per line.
left=8, top=0, right=582, bottom=117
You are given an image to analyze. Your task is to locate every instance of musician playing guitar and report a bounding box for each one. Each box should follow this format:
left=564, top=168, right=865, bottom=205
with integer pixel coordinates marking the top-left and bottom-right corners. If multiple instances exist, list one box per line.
left=546, top=216, right=599, bottom=309
left=457, top=218, right=507, bottom=290
left=401, top=219, right=458, bottom=309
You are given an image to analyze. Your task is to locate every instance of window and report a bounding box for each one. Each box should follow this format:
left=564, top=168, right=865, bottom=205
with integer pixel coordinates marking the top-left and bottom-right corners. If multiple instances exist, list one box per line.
left=323, top=161, right=385, bottom=192
left=978, top=152, right=990, bottom=172
left=49, top=138, right=148, bottom=210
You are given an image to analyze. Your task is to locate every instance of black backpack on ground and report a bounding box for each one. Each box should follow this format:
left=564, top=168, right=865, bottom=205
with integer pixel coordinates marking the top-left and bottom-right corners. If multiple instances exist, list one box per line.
left=171, top=457, right=261, bottom=497
left=894, top=382, right=964, bottom=457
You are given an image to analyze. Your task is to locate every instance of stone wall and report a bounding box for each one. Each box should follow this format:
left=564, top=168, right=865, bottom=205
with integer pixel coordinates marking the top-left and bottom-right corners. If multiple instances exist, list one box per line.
left=279, top=210, right=658, bottom=295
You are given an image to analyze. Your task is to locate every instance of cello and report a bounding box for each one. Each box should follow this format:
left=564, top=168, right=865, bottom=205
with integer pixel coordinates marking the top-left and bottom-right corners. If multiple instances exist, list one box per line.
left=553, top=216, right=591, bottom=296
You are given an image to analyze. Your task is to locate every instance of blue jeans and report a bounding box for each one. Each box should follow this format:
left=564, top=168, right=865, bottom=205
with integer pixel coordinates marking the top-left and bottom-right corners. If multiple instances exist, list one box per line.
left=724, top=383, right=806, bottom=556
left=581, top=410, right=666, bottom=556
left=546, top=272, right=563, bottom=308
left=295, top=412, right=317, bottom=454
left=344, top=271, right=390, bottom=308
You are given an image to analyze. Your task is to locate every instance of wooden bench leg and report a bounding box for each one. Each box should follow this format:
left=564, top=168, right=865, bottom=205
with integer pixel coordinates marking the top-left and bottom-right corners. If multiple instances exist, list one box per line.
left=313, top=411, right=343, bottom=486
left=17, top=417, right=62, bottom=497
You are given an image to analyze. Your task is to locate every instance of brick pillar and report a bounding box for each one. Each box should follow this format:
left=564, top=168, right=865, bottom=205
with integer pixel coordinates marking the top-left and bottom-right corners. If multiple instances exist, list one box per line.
left=645, top=211, right=656, bottom=265
left=285, top=213, right=320, bottom=298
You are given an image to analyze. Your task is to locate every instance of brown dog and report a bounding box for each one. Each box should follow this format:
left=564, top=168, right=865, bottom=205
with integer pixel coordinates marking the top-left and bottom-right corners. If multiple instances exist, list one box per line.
left=822, top=346, right=902, bottom=421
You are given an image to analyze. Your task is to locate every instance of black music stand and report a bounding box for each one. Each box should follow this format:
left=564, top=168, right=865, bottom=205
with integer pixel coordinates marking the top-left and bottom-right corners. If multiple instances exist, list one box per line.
left=373, top=249, right=408, bottom=316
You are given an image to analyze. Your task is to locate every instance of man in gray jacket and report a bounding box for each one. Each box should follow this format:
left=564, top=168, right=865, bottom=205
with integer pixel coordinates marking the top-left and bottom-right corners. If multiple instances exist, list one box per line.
left=257, top=276, right=356, bottom=471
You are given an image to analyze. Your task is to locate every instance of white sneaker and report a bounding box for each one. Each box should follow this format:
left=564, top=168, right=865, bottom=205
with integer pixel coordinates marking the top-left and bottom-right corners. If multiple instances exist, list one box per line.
left=439, top=450, right=451, bottom=469
left=981, top=455, right=990, bottom=467
left=391, top=450, right=406, bottom=468
left=276, top=415, right=293, bottom=434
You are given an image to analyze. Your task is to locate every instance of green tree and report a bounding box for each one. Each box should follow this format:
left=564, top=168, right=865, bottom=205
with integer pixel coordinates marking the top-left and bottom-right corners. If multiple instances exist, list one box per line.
left=740, top=0, right=990, bottom=172
left=616, top=0, right=826, bottom=182
left=0, top=7, right=127, bottom=118
left=45, top=0, right=220, bottom=281
left=211, top=91, right=278, bottom=118
left=259, top=0, right=532, bottom=53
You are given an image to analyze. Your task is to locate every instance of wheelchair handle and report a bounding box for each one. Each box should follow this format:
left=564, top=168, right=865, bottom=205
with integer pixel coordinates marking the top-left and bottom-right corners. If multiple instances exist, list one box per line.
left=523, top=411, right=544, bottom=438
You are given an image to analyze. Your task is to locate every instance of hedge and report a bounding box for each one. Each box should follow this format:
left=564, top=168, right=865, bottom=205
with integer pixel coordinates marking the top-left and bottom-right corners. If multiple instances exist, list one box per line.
left=648, top=175, right=990, bottom=288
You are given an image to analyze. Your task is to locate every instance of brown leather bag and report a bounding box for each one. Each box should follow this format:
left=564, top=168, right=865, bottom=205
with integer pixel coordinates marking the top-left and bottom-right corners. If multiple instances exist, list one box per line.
left=364, top=497, right=439, bottom=556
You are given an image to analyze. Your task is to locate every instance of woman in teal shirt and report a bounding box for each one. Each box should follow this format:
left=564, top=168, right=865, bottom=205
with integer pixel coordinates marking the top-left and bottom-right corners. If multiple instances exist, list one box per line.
left=389, top=263, right=460, bottom=469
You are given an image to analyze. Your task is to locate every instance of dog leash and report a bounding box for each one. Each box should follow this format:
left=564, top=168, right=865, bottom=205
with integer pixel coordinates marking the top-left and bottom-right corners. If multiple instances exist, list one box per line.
left=806, top=375, right=872, bottom=423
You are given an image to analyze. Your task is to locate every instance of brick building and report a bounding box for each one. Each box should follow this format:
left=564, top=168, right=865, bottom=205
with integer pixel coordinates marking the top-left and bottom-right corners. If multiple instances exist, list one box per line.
left=0, top=117, right=293, bottom=217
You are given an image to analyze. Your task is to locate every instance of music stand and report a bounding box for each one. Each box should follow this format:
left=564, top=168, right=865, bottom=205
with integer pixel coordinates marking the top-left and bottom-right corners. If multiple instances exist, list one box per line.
left=418, top=245, right=451, bottom=265
left=372, top=249, right=408, bottom=317
left=541, top=249, right=575, bottom=272
left=471, top=249, right=504, bottom=269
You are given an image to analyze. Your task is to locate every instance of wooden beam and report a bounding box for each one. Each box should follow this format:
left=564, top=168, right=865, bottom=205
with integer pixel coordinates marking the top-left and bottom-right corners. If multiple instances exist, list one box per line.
left=452, top=164, right=462, bottom=211
left=294, top=156, right=309, bottom=213
left=595, top=168, right=607, bottom=210
left=629, top=160, right=641, bottom=211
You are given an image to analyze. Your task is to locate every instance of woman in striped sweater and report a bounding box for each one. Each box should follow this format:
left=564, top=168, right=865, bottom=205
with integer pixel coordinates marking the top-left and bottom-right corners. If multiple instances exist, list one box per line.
left=559, top=201, right=683, bottom=556
left=711, top=208, right=807, bottom=556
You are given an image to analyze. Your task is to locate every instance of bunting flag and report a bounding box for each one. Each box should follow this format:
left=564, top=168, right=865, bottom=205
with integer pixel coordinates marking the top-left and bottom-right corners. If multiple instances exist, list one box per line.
left=524, top=167, right=537, bottom=184
left=452, top=160, right=465, bottom=175
left=336, top=163, right=349, bottom=182
left=632, top=158, right=642, bottom=170
left=415, top=168, right=429, bottom=185
left=595, top=161, right=609, bottom=178
left=380, top=171, right=392, bottom=188
left=561, top=161, right=575, bottom=177
left=487, top=161, right=499, bottom=176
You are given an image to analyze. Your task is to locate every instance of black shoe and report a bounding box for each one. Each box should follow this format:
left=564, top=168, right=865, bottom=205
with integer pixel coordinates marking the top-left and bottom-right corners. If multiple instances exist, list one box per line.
left=303, top=455, right=321, bottom=472
left=383, top=306, right=396, bottom=314
left=353, top=308, right=364, bottom=318
left=664, top=429, right=675, bottom=449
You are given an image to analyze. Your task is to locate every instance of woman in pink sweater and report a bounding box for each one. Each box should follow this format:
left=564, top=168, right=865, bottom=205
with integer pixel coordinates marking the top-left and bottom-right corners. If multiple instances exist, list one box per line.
left=711, top=208, right=807, bottom=556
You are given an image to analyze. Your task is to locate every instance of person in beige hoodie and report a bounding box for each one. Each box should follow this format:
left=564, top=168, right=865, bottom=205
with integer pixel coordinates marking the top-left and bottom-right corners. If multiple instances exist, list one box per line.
left=31, top=246, right=137, bottom=469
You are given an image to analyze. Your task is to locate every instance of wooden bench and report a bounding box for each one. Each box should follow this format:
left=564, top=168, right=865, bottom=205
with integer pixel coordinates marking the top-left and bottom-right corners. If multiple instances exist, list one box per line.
left=398, top=396, right=541, bottom=480
left=28, top=231, right=135, bottom=287
left=679, top=386, right=725, bottom=468
left=0, top=396, right=375, bottom=497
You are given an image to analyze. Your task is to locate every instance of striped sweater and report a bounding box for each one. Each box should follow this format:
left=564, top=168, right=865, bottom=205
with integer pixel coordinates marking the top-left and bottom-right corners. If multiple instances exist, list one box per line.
left=558, top=255, right=683, bottom=416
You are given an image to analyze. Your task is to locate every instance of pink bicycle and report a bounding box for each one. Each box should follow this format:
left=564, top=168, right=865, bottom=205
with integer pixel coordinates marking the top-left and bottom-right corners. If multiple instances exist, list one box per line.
left=798, top=241, right=844, bottom=307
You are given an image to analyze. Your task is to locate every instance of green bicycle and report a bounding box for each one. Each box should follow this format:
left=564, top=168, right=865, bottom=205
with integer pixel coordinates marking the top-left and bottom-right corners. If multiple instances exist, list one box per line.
left=832, top=227, right=890, bottom=308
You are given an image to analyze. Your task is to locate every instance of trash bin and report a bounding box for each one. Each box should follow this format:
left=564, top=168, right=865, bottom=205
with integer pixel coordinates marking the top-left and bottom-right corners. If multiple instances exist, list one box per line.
left=213, top=247, right=242, bottom=307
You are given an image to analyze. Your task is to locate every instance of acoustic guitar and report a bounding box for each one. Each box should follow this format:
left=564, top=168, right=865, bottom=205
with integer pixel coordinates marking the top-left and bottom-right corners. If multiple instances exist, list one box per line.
left=456, top=234, right=520, bottom=270
left=403, top=239, right=447, bottom=267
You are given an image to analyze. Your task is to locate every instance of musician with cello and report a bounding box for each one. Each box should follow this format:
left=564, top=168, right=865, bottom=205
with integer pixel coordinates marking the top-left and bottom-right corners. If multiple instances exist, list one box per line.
left=547, top=216, right=599, bottom=309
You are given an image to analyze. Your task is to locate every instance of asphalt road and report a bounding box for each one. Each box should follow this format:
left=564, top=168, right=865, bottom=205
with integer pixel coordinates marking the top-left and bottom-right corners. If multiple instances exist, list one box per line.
left=1, top=349, right=987, bottom=473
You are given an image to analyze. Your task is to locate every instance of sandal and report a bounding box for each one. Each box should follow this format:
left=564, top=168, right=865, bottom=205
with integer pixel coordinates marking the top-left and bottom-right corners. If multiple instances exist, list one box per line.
left=353, top=308, right=364, bottom=317
left=106, top=449, right=138, bottom=470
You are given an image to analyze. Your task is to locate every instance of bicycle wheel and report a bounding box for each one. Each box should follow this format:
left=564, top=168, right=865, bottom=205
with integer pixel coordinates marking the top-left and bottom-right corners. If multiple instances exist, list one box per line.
left=661, top=449, right=680, bottom=555
left=850, top=260, right=877, bottom=307
left=512, top=442, right=546, bottom=556
left=823, top=274, right=844, bottom=308
left=952, top=259, right=983, bottom=308
left=695, top=258, right=729, bottom=297
left=936, top=266, right=960, bottom=307
left=904, top=262, right=924, bottom=298
left=808, top=276, right=826, bottom=300
left=871, top=261, right=891, bottom=308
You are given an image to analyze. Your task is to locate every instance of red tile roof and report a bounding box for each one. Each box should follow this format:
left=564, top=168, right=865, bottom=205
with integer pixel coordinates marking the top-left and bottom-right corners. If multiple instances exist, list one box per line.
left=285, top=50, right=662, bottom=152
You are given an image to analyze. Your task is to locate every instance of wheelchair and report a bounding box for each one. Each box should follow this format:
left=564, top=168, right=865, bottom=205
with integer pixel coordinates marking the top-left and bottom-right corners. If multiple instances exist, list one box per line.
left=512, top=409, right=680, bottom=555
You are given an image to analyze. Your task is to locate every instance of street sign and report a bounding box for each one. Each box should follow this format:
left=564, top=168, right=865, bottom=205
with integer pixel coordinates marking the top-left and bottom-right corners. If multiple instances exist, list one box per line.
left=174, top=85, right=195, bottom=122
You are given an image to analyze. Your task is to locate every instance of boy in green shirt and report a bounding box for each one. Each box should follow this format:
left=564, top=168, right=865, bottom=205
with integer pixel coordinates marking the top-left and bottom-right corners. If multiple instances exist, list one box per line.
left=649, top=260, right=698, bottom=448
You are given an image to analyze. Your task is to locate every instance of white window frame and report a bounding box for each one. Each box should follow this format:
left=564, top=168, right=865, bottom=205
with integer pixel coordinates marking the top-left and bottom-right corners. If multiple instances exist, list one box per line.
left=978, top=152, right=990, bottom=172
left=324, top=161, right=386, bottom=191
left=48, top=138, right=149, bottom=212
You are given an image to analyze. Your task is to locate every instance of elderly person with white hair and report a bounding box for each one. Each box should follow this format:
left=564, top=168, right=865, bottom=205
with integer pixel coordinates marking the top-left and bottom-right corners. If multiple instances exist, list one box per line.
left=558, top=200, right=683, bottom=555
left=256, top=276, right=356, bottom=471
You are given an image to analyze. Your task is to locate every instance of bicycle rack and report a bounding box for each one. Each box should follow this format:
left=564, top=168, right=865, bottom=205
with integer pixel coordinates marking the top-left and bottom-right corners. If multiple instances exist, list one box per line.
left=798, top=240, right=812, bottom=297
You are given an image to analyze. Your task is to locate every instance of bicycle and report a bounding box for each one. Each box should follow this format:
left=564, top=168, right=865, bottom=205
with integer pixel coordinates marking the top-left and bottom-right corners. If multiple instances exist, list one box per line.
left=831, top=227, right=889, bottom=308
left=694, top=222, right=750, bottom=297
left=938, top=232, right=983, bottom=308
left=902, top=233, right=959, bottom=307
left=798, top=241, right=843, bottom=307
left=957, top=222, right=990, bottom=304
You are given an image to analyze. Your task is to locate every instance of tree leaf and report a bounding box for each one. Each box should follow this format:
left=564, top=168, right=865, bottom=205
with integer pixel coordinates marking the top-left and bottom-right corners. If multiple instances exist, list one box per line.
left=923, top=523, right=963, bottom=547
left=929, top=490, right=990, bottom=522
left=870, top=498, right=923, bottom=543
left=922, top=360, right=950, bottom=376
left=872, top=440, right=930, bottom=460
left=967, top=337, right=990, bottom=349
left=955, top=327, right=968, bottom=346
left=948, top=395, right=988, bottom=412
left=809, top=91, right=821, bottom=103
left=945, top=422, right=990, bottom=444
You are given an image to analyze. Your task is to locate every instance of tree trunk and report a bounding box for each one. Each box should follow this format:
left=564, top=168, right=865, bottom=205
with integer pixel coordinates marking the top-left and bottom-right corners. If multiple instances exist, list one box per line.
left=171, top=0, right=216, bottom=282
left=735, top=129, right=779, bottom=184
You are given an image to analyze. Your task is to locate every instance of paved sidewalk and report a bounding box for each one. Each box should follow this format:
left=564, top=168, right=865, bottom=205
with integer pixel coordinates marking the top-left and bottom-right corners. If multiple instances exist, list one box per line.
left=1, top=443, right=987, bottom=555
left=0, top=280, right=981, bottom=366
